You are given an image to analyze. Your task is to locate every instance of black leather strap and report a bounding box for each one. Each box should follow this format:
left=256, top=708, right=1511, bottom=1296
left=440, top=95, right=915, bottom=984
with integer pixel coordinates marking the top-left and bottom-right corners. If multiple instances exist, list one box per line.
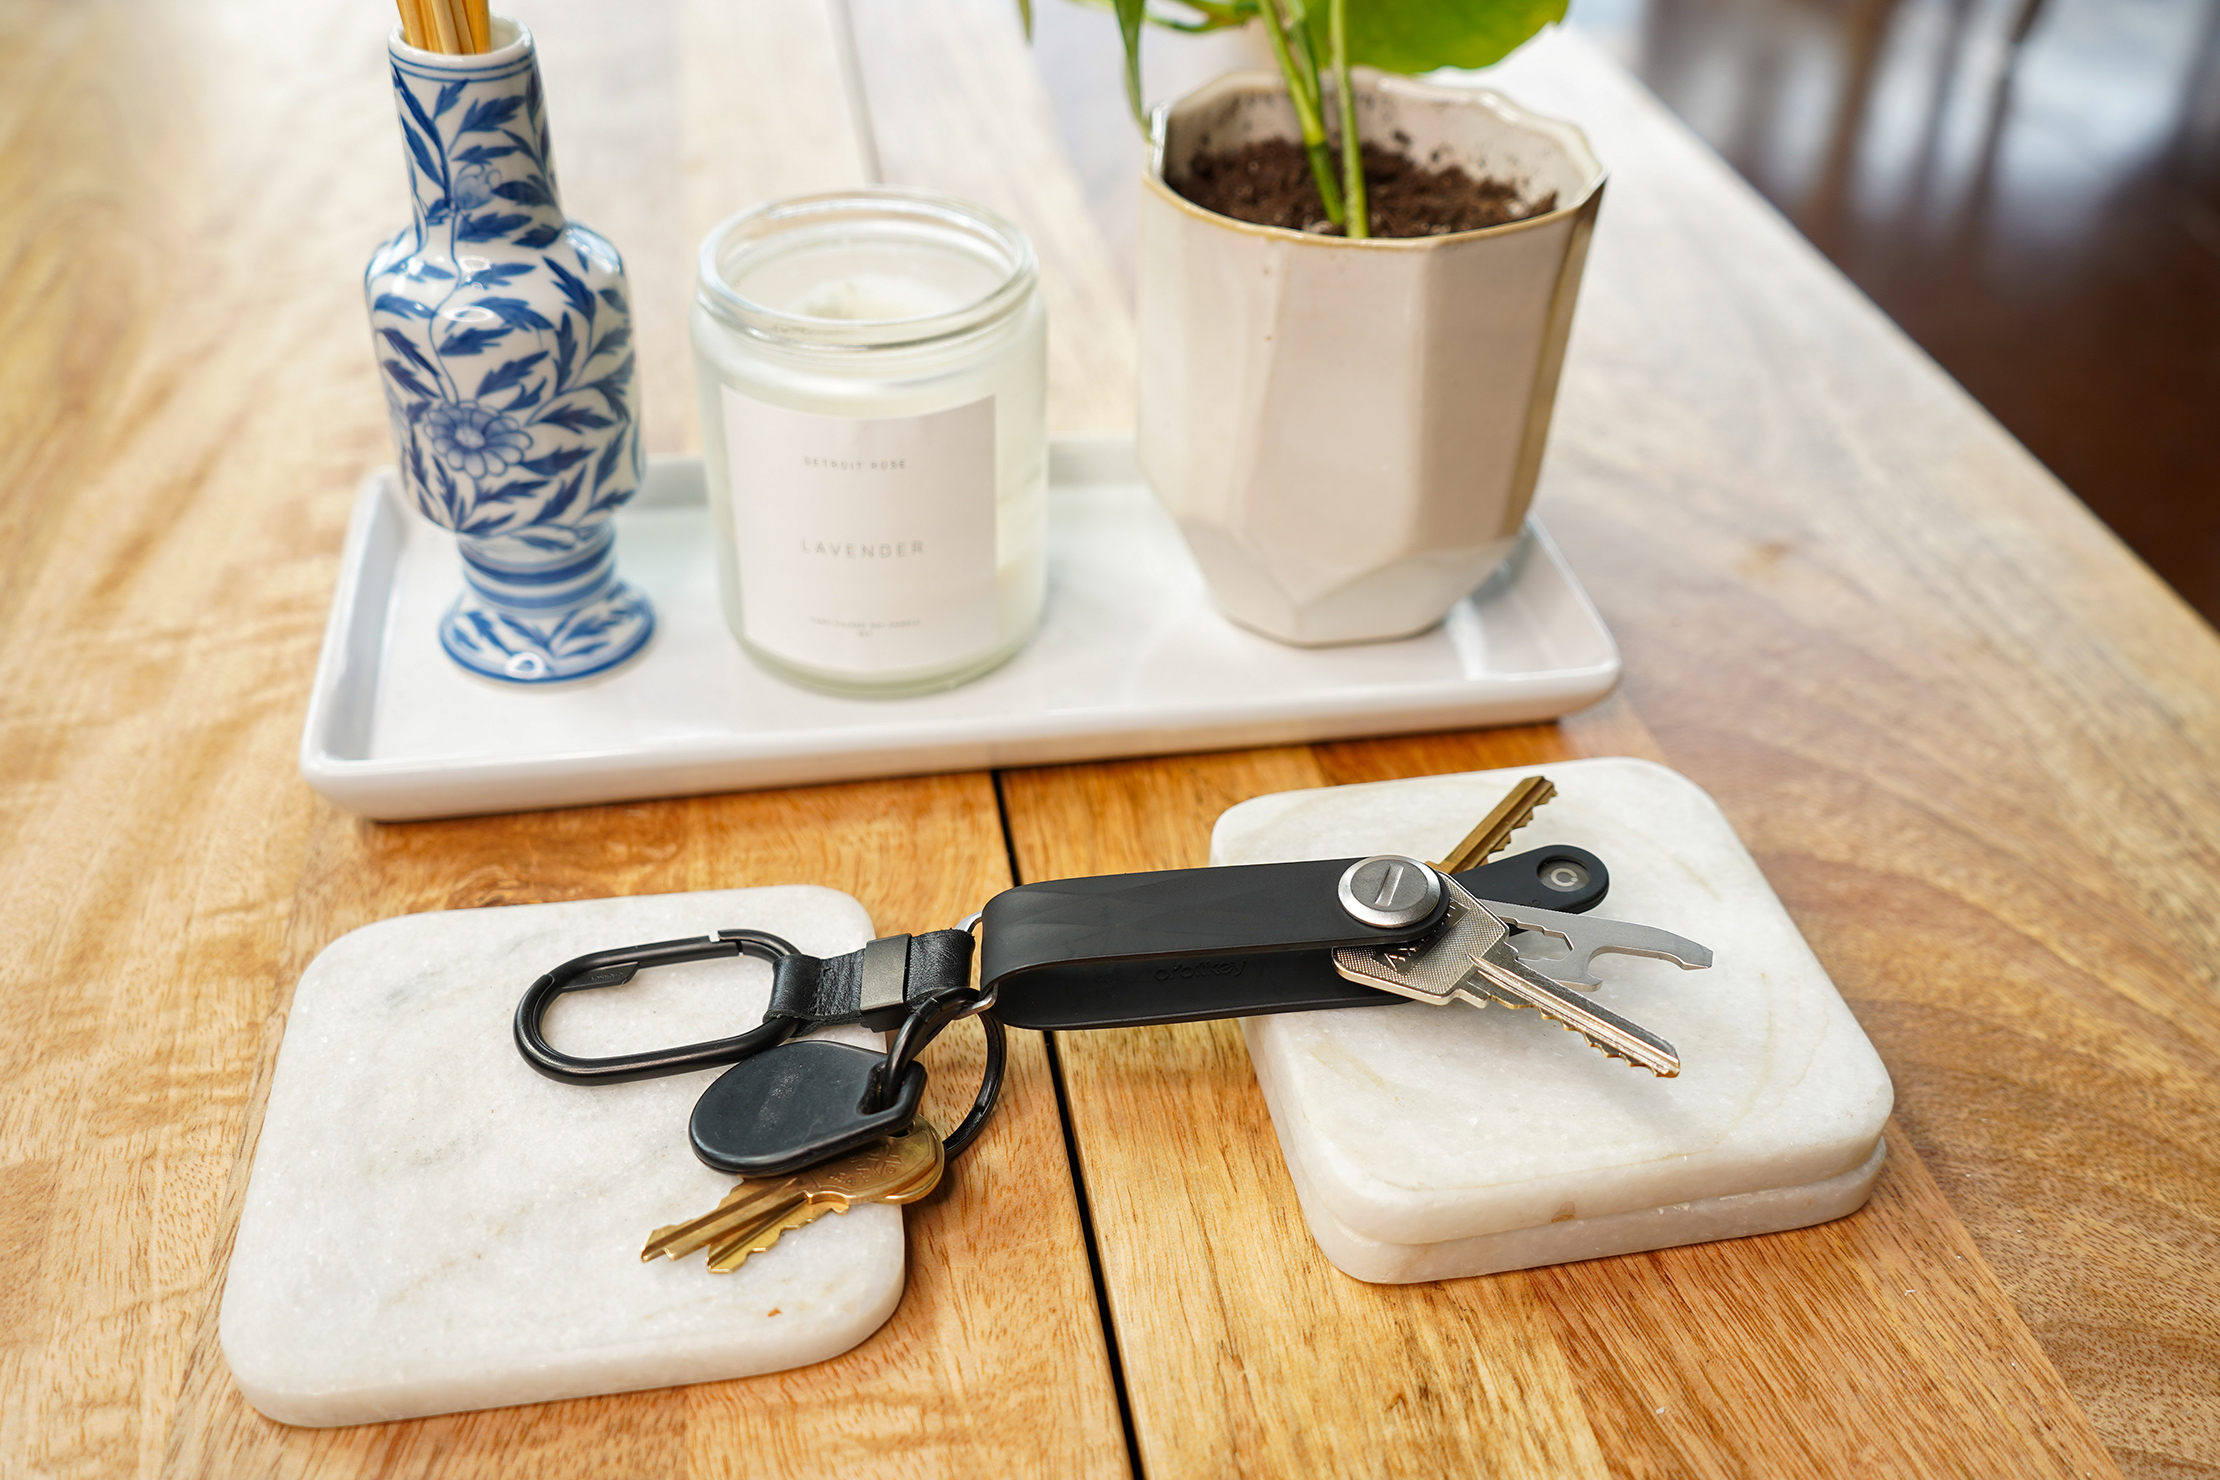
left=977, top=846, right=1609, bottom=1031
left=768, top=927, right=978, bottom=1031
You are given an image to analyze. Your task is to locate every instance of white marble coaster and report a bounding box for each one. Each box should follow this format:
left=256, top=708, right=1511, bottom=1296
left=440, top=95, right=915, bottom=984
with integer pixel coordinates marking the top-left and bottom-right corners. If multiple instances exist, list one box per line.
left=1215, top=757, right=1895, bottom=1284
left=220, top=888, right=898, bottom=1427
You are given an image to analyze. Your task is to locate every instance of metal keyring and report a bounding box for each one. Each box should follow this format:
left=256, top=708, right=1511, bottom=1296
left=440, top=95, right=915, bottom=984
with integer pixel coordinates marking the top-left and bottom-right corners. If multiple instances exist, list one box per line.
left=517, top=921, right=1007, bottom=1161
left=870, top=976, right=1007, bottom=1161
left=951, top=911, right=998, bottom=1020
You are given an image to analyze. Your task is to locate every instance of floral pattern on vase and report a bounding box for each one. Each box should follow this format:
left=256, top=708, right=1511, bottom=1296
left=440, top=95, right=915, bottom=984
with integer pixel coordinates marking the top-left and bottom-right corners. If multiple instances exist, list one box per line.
left=367, top=17, right=653, bottom=684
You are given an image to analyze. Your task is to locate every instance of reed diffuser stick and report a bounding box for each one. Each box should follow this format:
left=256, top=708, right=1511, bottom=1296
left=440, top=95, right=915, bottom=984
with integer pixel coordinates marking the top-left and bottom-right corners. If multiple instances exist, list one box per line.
left=389, top=1, right=488, bottom=59
left=443, top=0, right=481, bottom=53
left=426, top=0, right=462, bottom=53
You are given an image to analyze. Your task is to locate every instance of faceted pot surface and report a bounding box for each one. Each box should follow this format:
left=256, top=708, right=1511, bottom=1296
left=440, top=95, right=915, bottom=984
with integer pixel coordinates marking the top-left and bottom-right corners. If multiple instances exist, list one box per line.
left=1138, top=69, right=1605, bottom=646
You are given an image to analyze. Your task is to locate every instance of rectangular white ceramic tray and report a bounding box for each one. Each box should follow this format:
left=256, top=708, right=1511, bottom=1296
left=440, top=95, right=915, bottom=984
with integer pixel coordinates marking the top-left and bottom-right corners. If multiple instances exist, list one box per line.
left=300, top=438, right=1619, bottom=819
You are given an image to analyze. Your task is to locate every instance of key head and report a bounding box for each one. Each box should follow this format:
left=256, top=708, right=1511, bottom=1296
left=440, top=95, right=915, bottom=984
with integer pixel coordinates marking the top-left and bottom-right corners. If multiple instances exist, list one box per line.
left=877, top=1121, right=947, bottom=1205
left=1332, top=880, right=1510, bottom=1005
left=803, top=1122, right=943, bottom=1203
left=689, top=1039, right=926, bottom=1177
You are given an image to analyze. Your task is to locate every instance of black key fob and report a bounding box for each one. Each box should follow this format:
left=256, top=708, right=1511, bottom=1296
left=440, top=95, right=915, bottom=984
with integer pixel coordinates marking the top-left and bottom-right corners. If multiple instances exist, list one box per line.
left=688, top=1039, right=927, bottom=1177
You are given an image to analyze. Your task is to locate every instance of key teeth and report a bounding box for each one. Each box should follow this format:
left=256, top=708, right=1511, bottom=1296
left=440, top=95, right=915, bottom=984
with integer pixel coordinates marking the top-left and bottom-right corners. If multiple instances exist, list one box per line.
left=646, top=1121, right=949, bottom=1272
left=1502, top=988, right=1679, bottom=1076
left=1578, top=1031, right=1678, bottom=1077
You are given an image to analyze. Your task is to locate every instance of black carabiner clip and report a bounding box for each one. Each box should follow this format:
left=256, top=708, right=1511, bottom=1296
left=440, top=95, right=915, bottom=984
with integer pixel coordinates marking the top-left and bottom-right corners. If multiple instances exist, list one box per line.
left=512, top=928, right=805, bottom=1085
left=513, top=925, right=1007, bottom=1167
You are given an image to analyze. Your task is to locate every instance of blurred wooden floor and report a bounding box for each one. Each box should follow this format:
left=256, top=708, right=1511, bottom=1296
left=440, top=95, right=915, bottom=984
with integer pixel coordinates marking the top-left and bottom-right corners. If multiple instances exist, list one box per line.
left=1032, top=0, right=2220, bottom=628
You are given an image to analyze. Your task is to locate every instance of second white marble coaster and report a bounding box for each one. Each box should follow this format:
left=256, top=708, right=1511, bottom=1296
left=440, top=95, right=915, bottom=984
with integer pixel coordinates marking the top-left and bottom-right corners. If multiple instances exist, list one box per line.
left=1215, top=757, right=1895, bottom=1283
left=221, top=887, right=897, bottom=1427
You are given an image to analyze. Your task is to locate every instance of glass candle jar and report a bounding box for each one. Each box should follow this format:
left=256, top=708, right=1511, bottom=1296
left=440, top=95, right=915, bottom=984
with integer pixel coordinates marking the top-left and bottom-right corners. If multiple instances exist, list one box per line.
left=692, top=189, right=1048, bottom=697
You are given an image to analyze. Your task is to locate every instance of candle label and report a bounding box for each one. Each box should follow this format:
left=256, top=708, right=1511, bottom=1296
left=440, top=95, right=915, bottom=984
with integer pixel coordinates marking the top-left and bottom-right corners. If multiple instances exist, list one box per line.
left=724, top=389, right=998, bottom=673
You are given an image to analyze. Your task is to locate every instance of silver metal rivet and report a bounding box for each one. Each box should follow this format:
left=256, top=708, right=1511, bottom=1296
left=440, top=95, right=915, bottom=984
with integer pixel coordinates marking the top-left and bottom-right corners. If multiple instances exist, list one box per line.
left=1337, top=855, right=1442, bottom=929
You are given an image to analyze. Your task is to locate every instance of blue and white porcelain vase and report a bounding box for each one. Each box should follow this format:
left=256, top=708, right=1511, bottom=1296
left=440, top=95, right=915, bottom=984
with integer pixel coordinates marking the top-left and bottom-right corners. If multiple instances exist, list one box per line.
left=367, top=16, right=652, bottom=683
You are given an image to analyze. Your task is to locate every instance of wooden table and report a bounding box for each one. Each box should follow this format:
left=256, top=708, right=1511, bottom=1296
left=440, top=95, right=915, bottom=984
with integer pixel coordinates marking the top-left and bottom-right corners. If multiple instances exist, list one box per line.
left=3, top=1, right=2214, bottom=1475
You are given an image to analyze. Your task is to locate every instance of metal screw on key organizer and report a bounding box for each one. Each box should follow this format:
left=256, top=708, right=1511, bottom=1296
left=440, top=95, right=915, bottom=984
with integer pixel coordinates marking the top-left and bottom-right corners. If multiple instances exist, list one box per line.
left=1337, top=855, right=1443, bottom=929
left=1539, top=858, right=1590, bottom=893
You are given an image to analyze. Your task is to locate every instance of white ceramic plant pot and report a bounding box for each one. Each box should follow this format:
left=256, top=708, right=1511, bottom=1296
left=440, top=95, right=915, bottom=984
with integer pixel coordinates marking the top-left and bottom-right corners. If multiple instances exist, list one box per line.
left=1139, top=69, right=1605, bottom=646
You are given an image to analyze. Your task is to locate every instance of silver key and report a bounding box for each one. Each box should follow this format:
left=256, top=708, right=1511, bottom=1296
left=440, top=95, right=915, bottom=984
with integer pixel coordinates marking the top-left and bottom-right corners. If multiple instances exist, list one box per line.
left=1333, top=875, right=1687, bottom=1077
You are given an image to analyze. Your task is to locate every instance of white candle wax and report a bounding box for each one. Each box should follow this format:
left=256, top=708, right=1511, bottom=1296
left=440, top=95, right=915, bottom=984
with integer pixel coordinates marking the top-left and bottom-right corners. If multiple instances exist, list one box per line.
left=692, top=192, right=1048, bottom=697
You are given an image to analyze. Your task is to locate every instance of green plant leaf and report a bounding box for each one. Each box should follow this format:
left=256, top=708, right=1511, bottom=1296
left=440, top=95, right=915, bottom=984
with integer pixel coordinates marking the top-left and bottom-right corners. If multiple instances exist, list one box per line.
left=1157, top=0, right=1255, bottom=29
left=1115, top=0, right=1148, bottom=124
left=1303, top=0, right=1565, bottom=75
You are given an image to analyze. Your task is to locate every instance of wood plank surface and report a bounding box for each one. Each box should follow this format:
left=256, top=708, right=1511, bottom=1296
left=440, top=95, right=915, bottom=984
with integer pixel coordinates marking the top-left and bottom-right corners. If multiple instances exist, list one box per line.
left=5, top=0, right=2217, bottom=1475
left=1496, top=32, right=2220, bottom=1477
left=994, top=23, right=2218, bottom=1480
left=0, top=2, right=1124, bottom=1474
left=164, top=780, right=1121, bottom=1478
left=1005, top=730, right=2117, bottom=1479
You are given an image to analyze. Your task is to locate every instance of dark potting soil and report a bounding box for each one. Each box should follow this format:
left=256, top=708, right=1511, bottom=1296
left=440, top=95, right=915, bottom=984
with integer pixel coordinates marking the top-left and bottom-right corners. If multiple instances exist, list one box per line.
left=1175, top=137, right=1557, bottom=237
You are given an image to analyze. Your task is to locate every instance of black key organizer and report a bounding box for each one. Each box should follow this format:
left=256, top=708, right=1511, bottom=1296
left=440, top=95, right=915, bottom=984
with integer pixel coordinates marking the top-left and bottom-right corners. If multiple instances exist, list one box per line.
left=514, top=844, right=1609, bottom=1182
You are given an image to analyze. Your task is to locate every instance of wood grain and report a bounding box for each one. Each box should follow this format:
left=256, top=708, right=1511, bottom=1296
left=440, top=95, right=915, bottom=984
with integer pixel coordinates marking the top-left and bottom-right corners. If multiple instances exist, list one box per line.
left=0, top=2, right=1122, bottom=1474
left=163, top=781, right=1123, bottom=1477
left=6, top=0, right=2218, bottom=1474
left=1002, top=735, right=2122, bottom=1478
left=991, top=22, right=2217, bottom=1480
left=1487, top=30, right=2220, bottom=1478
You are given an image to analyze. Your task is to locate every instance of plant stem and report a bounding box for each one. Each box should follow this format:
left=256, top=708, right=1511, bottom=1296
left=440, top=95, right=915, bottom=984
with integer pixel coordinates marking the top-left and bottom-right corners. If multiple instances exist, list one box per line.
left=1278, top=0, right=1324, bottom=109
left=1329, top=0, right=1366, bottom=237
left=1257, top=0, right=1343, bottom=224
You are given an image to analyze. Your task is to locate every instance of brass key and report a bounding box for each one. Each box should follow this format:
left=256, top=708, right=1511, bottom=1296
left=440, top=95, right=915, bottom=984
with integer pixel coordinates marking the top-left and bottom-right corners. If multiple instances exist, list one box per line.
left=703, top=1124, right=945, bottom=1273
left=643, top=1120, right=945, bottom=1273
left=1435, top=775, right=1557, bottom=874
